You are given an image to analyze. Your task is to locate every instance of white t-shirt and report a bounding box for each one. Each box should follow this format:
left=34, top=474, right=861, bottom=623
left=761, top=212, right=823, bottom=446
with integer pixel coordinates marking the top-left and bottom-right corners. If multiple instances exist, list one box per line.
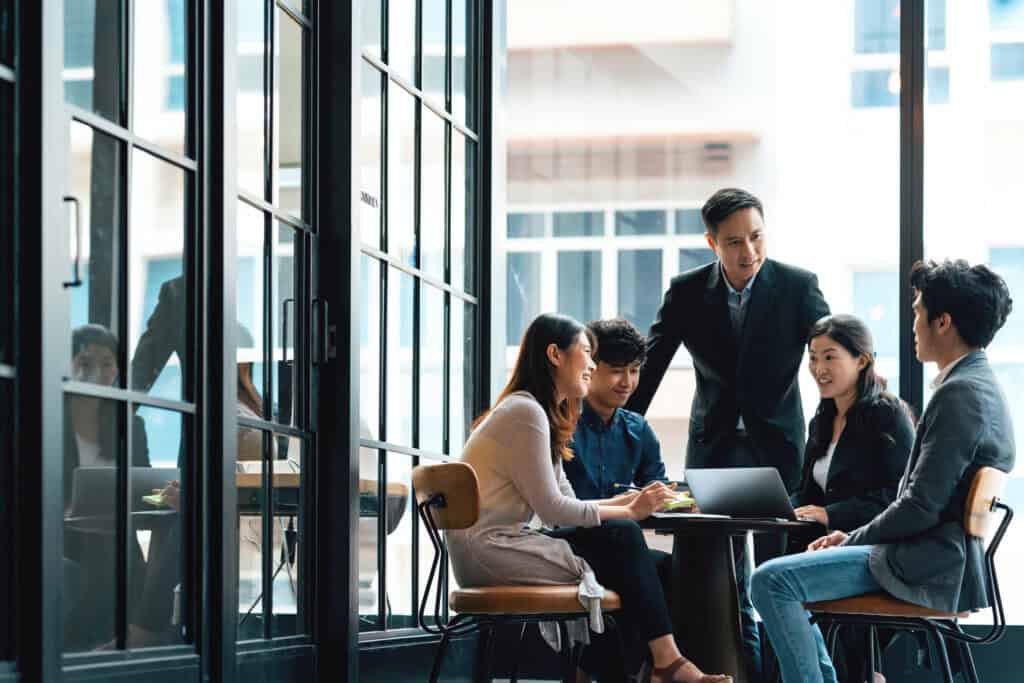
left=813, top=442, right=837, bottom=492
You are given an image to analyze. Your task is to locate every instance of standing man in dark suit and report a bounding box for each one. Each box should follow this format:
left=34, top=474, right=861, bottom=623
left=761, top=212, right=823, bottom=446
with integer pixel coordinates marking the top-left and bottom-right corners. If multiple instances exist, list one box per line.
left=626, top=188, right=830, bottom=680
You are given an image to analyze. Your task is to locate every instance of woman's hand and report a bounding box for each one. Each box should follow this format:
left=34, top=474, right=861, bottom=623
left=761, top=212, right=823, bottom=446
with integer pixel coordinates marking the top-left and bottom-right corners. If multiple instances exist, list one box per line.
left=159, top=480, right=181, bottom=511
left=807, top=530, right=848, bottom=552
left=794, top=505, right=829, bottom=527
left=608, top=490, right=640, bottom=505
left=626, top=481, right=678, bottom=520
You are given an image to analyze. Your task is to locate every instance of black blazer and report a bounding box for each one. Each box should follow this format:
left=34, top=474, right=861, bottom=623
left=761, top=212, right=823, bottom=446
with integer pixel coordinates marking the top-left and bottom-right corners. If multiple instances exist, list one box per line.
left=845, top=352, right=1016, bottom=613
left=627, top=258, right=830, bottom=490
left=63, top=403, right=151, bottom=507
left=792, top=396, right=914, bottom=532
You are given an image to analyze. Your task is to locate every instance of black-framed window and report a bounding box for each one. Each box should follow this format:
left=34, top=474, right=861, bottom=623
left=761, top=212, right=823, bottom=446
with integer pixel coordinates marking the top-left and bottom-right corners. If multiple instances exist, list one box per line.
left=357, top=0, right=482, bottom=636
left=234, top=0, right=315, bottom=642
left=855, top=0, right=946, bottom=53
left=0, top=0, right=14, bottom=661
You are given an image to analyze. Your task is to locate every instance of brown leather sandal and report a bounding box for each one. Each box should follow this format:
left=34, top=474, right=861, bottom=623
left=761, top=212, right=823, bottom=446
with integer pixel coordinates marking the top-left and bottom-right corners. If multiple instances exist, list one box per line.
left=650, top=656, right=733, bottom=683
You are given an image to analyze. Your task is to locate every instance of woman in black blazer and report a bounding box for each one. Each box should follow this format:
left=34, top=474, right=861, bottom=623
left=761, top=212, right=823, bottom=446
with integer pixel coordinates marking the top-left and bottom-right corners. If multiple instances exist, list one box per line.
left=787, top=314, right=914, bottom=683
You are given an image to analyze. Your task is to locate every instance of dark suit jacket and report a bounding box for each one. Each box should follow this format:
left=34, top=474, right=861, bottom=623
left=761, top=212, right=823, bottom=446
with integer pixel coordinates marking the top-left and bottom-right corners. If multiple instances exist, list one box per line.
left=131, top=275, right=187, bottom=394
left=792, top=396, right=914, bottom=532
left=627, top=258, right=830, bottom=490
left=845, top=352, right=1016, bottom=613
left=63, top=404, right=151, bottom=507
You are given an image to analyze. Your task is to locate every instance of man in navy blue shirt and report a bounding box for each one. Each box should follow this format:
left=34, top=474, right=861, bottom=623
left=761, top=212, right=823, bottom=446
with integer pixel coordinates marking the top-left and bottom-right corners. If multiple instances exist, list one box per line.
left=566, top=318, right=669, bottom=501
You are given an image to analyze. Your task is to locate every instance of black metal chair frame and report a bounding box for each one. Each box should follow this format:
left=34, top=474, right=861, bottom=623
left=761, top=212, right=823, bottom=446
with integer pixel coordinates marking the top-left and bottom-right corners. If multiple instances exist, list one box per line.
left=415, top=491, right=628, bottom=683
left=810, top=499, right=1013, bottom=683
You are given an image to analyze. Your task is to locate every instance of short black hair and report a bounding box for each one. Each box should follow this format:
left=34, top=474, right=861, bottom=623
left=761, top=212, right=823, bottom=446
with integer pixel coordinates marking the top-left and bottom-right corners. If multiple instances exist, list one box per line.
left=586, top=317, right=647, bottom=367
left=72, top=323, right=119, bottom=359
left=701, top=188, right=764, bottom=236
left=910, top=259, right=1013, bottom=348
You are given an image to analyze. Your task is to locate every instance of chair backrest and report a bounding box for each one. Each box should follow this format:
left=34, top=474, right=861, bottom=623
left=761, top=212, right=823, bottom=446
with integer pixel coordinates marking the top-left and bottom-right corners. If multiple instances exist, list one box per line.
left=411, top=462, right=480, bottom=530
left=964, top=467, right=1007, bottom=538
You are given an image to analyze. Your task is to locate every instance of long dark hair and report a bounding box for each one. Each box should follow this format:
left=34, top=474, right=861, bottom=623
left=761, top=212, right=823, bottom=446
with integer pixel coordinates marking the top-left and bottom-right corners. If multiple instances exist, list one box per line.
left=807, top=314, right=901, bottom=452
left=475, top=313, right=594, bottom=463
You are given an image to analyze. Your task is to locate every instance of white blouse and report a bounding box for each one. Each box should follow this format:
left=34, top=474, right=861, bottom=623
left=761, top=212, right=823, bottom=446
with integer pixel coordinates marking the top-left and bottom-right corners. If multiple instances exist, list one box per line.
left=813, top=442, right=837, bottom=492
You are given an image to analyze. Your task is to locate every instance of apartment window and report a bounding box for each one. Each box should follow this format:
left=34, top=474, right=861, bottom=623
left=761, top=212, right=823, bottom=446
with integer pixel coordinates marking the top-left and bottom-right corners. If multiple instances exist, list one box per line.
left=679, top=248, right=716, bottom=273
left=675, top=208, right=704, bottom=235
left=358, top=0, right=481, bottom=635
left=991, top=43, right=1024, bottom=80
left=554, top=211, right=604, bottom=237
left=507, top=252, right=541, bottom=345
left=990, top=248, right=1024, bottom=339
left=558, top=251, right=601, bottom=325
left=507, top=212, right=545, bottom=238
left=852, top=67, right=950, bottom=107
left=855, top=0, right=946, bottom=53
left=991, top=0, right=1024, bottom=30
left=619, top=250, right=662, bottom=331
left=615, top=209, right=667, bottom=236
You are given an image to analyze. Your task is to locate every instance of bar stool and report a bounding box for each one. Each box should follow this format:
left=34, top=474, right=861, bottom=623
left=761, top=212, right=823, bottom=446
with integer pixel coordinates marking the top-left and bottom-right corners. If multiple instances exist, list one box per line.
left=411, top=461, right=627, bottom=683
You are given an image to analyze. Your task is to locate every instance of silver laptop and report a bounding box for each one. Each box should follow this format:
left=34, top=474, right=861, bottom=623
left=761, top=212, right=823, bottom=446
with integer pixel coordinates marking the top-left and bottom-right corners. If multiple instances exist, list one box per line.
left=684, top=467, right=797, bottom=521
left=68, top=467, right=180, bottom=517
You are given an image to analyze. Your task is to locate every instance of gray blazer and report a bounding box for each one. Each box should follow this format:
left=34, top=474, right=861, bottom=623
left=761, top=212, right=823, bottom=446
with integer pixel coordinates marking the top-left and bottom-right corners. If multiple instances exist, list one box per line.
left=845, top=352, right=1015, bottom=613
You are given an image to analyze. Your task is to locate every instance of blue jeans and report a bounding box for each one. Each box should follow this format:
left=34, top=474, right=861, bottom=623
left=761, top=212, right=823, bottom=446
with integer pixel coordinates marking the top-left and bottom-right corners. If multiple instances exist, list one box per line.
left=750, top=545, right=879, bottom=683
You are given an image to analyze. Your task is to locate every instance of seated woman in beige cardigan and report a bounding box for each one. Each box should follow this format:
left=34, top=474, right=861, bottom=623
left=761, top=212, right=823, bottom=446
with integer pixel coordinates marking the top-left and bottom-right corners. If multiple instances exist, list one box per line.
left=447, top=313, right=730, bottom=683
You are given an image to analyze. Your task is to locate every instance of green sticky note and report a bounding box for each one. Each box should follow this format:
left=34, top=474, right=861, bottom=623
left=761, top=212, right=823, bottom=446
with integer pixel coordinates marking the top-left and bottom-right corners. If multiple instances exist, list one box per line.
left=142, top=493, right=169, bottom=508
left=665, top=495, right=695, bottom=511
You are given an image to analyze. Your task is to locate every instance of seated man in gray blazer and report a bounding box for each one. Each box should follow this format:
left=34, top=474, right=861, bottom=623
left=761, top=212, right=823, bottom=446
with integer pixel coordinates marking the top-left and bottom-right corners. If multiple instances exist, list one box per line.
left=749, top=259, right=1015, bottom=683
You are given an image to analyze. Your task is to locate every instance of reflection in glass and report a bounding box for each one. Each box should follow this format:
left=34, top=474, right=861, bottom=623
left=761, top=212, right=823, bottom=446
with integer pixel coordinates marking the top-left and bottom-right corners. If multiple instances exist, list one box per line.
left=274, top=10, right=304, bottom=218
left=237, top=201, right=268, bottom=407
left=0, top=0, right=11, bottom=66
left=679, top=248, right=715, bottom=273
left=420, top=284, right=444, bottom=453
left=619, top=250, right=662, bottom=332
left=360, top=255, right=382, bottom=441
left=383, top=454, right=415, bottom=629
left=388, top=84, right=417, bottom=266
left=422, top=0, right=446, bottom=99
left=386, top=270, right=414, bottom=446
left=362, top=0, right=382, bottom=57
left=272, top=223, right=299, bottom=428
left=62, top=396, right=125, bottom=652
left=129, top=150, right=189, bottom=402
left=451, top=134, right=474, bottom=292
left=132, top=0, right=188, bottom=155
left=67, top=122, right=125, bottom=383
left=358, top=447, right=381, bottom=630
left=271, top=435, right=304, bottom=636
left=0, top=83, right=11, bottom=364
left=506, top=252, right=540, bottom=346
left=128, top=408, right=187, bottom=647
left=452, top=0, right=472, bottom=124
left=360, top=62, right=383, bottom=249
left=558, top=251, right=601, bottom=326
left=238, top=0, right=266, bottom=197
left=450, top=301, right=474, bottom=456
left=388, top=0, right=415, bottom=84
left=421, top=108, right=446, bottom=280
left=64, top=0, right=123, bottom=123
left=507, top=213, right=544, bottom=239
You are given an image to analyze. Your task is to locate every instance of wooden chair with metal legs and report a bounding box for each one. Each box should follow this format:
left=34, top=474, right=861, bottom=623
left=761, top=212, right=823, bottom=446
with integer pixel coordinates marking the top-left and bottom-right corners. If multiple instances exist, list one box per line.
left=805, top=466, right=1013, bottom=683
left=412, top=462, right=628, bottom=683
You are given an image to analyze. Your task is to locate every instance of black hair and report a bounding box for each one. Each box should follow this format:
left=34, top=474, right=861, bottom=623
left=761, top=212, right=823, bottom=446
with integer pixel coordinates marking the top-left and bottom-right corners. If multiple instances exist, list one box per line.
left=909, top=259, right=1013, bottom=348
left=701, top=188, right=764, bottom=236
left=806, top=314, right=910, bottom=454
left=71, top=324, right=119, bottom=359
left=586, top=317, right=647, bottom=367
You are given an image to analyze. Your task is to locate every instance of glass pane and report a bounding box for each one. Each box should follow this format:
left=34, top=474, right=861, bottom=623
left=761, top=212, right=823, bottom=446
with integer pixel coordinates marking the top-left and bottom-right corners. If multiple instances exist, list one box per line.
left=238, top=0, right=266, bottom=197
left=508, top=212, right=545, bottom=239
left=422, top=0, right=446, bottom=100
left=618, top=250, right=662, bottom=331
left=452, top=0, right=473, bottom=124
left=388, top=83, right=416, bottom=265
left=357, top=447, right=381, bottom=630
left=236, top=429, right=268, bottom=639
left=237, top=202, right=267, bottom=413
left=451, top=134, right=474, bottom=292
left=272, top=434, right=304, bottom=636
left=360, top=255, right=381, bottom=441
left=615, top=210, right=666, bottom=236
left=679, top=248, right=715, bottom=273
left=675, top=208, right=704, bottom=235
left=0, top=82, right=10, bottom=364
left=450, top=301, right=474, bottom=457
left=421, top=108, right=445, bottom=280
left=64, top=0, right=123, bottom=124
left=272, top=223, right=299, bottom=428
left=386, top=270, right=414, bottom=446
left=274, top=10, right=304, bottom=218
left=388, top=0, right=415, bottom=84
left=420, top=284, right=444, bottom=453
left=362, top=0, right=382, bottom=57
left=127, top=408, right=187, bottom=647
left=63, top=397, right=124, bottom=652
left=554, top=211, right=603, bottom=237
left=558, top=251, right=601, bottom=325
left=383, top=453, right=414, bottom=629
left=360, top=62, right=383, bottom=248
left=129, top=150, right=189, bottom=403
left=0, top=381, right=10, bottom=658
left=0, top=0, right=11, bottom=67
left=991, top=43, right=1024, bottom=81
left=925, top=0, right=1024, bottom=624
left=506, top=252, right=540, bottom=346
left=67, top=122, right=125, bottom=387
left=133, top=0, right=188, bottom=155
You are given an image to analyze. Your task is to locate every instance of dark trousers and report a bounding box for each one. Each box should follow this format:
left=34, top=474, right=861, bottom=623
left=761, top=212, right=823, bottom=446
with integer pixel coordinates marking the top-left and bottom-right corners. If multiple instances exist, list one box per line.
left=546, top=520, right=675, bottom=682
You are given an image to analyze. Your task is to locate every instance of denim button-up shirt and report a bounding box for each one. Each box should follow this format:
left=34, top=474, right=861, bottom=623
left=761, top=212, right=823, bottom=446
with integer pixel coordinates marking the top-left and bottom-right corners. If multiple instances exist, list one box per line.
left=565, top=401, right=668, bottom=501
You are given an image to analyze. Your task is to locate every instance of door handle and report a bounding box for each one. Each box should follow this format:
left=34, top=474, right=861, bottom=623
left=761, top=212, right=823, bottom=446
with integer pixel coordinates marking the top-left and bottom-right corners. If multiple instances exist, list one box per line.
left=63, top=195, right=83, bottom=288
